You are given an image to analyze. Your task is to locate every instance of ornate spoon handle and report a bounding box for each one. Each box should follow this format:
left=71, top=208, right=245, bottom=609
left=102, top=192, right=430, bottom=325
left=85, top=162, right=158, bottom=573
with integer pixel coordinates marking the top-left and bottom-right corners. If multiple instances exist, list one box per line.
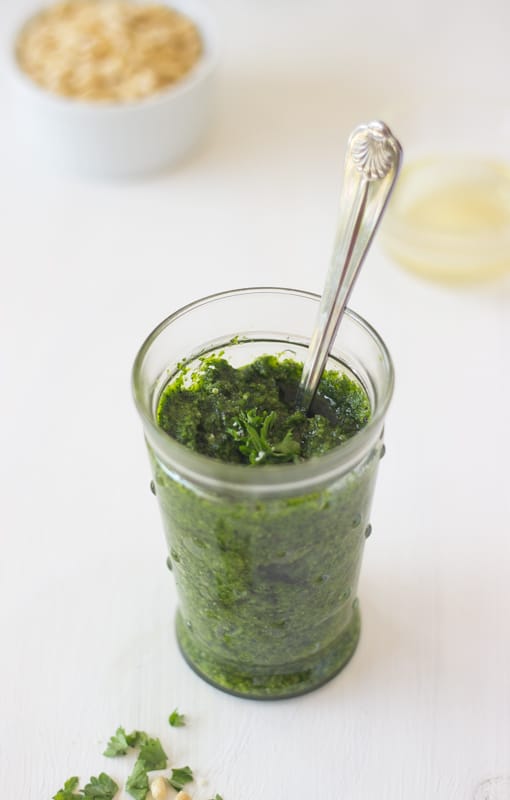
left=295, top=120, right=402, bottom=413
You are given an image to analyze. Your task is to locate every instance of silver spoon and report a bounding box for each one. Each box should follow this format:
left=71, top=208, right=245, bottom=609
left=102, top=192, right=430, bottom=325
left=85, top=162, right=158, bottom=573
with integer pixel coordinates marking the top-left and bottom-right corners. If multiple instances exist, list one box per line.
left=295, top=120, right=402, bottom=413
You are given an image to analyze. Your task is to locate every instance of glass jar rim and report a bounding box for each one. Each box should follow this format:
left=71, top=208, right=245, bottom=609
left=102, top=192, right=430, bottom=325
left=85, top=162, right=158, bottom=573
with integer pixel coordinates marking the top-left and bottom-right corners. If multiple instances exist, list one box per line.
left=132, top=286, right=394, bottom=496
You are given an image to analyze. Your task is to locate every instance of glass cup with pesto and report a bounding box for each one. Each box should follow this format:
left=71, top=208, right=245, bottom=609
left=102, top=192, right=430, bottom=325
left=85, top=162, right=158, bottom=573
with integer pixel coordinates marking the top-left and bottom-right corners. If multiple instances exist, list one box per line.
left=132, top=287, right=394, bottom=699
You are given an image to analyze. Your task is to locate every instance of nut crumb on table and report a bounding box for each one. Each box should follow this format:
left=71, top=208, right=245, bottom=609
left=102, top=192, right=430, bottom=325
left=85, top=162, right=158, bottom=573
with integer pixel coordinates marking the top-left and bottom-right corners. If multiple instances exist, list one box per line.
left=150, top=775, right=169, bottom=800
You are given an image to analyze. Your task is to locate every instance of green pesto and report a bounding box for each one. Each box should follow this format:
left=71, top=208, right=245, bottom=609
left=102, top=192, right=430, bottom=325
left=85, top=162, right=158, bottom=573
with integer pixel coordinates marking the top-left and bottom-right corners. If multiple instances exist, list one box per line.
left=150, top=354, right=379, bottom=699
left=156, top=354, right=370, bottom=463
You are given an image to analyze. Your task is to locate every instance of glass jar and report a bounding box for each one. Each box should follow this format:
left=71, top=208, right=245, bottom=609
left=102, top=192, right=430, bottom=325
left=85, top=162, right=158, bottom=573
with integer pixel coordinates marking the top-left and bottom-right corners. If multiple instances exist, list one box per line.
left=132, top=287, right=394, bottom=699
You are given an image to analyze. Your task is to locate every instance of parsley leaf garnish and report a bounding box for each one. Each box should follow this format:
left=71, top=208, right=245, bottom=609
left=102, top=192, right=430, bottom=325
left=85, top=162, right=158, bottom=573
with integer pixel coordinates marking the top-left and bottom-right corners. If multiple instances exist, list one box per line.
left=103, top=727, right=129, bottom=757
left=125, top=730, right=150, bottom=748
left=53, top=776, right=81, bottom=800
left=168, top=709, right=186, bottom=727
left=209, top=795, right=224, bottom=800
left=82, top=773, right=118, bottom=800
left=125, top=759, right=149, bottom=800
left=227, top=409, right=300, bottom=464
left=138, top=737, right=167, bottom=770
left=169, top=766, right=193, bottom=791
left=272, top=428, right=302, bottom=459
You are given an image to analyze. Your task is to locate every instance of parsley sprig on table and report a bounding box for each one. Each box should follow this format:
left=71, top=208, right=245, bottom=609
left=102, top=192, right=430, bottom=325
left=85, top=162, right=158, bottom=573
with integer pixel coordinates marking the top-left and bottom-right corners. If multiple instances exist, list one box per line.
left=103, top=727, right=129, bottom=757
left=53, top=774, right=118, bottom=800
left=168, top=708, right=186, bottom=727
left=125, top=759, right=149, bottom=800
left=53, top=776, right=81, bottom=800
left=107, top=731, right=172, bottom=800
left=53, top=712, right=224, bottom=800
left=82, top=774, right=119, bottom=799
left=126, top=731, right=150, bottom=749
left=138, top=738, right=168, bottom=771
left=103, top=722, right=193, bottom=799
left=103, top=727, right=153, bottom=757
left=169, top=765, right=193, bottom=791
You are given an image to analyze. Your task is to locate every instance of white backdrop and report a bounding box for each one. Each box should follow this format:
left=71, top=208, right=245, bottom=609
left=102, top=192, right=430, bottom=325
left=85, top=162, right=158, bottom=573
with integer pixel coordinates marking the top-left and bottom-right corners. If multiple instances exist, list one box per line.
left=1, top=1, right=510, bottom=798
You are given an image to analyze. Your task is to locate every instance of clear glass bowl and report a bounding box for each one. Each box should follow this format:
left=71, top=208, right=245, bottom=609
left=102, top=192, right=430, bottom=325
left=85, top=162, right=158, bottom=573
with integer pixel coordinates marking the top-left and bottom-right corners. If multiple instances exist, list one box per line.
left=380, top=95, right=510, bottom=282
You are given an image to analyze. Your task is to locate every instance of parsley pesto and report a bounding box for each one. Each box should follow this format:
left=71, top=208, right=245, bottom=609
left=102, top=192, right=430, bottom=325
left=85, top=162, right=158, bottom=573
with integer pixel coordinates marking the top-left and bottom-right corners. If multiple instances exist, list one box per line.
left=149, top=352, right=379, bottom=698
left=156, top=353, right=370, bottom=463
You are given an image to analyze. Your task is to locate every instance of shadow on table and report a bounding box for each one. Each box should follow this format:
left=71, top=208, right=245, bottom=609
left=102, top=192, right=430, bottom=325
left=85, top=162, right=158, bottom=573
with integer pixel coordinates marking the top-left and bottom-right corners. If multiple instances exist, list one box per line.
left=292, top=566, right=439, bottom=708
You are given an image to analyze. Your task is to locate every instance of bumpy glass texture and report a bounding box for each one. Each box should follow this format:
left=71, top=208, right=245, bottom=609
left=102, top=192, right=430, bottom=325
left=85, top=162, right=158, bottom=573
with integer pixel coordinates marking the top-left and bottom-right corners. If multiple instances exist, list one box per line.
left=150, top=442, right=380, bottom=698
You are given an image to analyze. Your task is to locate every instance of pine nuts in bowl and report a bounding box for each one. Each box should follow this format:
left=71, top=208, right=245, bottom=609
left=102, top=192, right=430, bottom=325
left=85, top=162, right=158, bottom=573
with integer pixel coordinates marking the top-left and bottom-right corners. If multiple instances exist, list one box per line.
left=9, top=0, right=219, bottom=178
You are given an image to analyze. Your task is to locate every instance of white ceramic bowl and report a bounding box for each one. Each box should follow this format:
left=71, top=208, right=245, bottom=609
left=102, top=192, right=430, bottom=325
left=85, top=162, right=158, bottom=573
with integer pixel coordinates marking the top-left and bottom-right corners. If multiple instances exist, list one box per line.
left=8, top=0, right=219, bottom=178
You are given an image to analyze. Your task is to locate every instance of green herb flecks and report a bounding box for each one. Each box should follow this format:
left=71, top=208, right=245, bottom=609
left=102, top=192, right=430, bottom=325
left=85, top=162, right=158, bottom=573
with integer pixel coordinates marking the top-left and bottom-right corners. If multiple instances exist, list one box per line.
left=53, top=776, right=81, bottom=800
left=169, top=766, right=194, bottom=791
left=125, top=759, right=149, bottom=800
left=138, top=737, right=167, bottom=770
left=125, top=730, right=150, bottom=748
left=103, top=726, right=153, bottom=757
left=82, top=773, right=118, bottom=800
left=168, top=709, right=186, bottom=727
left=227, top=409, right=300, bottom=464
left=53, top=775, right=118, bottom=800
left=103, top=727, right=129, bottom=757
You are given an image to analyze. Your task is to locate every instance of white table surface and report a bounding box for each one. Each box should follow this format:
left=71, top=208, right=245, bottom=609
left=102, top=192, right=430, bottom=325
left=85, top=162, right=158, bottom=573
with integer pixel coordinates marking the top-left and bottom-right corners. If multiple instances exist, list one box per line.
left=1, top=1, right=510, bottom=798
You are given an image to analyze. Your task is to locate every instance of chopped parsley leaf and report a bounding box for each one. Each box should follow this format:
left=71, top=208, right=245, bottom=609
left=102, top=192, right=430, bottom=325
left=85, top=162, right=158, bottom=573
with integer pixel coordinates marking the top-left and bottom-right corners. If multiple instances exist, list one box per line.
left=169, top=766, right=193, bottom=791
left=82, top=773, right=118, bottom=800
left=103, top=727, right=129, bottom=757
left=125, top=730, right=150, bottom=748
left=168, top=709, right=186, bottom=727
left=125, top=759, right=149, bottom=800
left=227, top=409, right=300, bottom=464
left=52, top=776, right=81, bottom=800
left=138, top=737, right=167, bottom=771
